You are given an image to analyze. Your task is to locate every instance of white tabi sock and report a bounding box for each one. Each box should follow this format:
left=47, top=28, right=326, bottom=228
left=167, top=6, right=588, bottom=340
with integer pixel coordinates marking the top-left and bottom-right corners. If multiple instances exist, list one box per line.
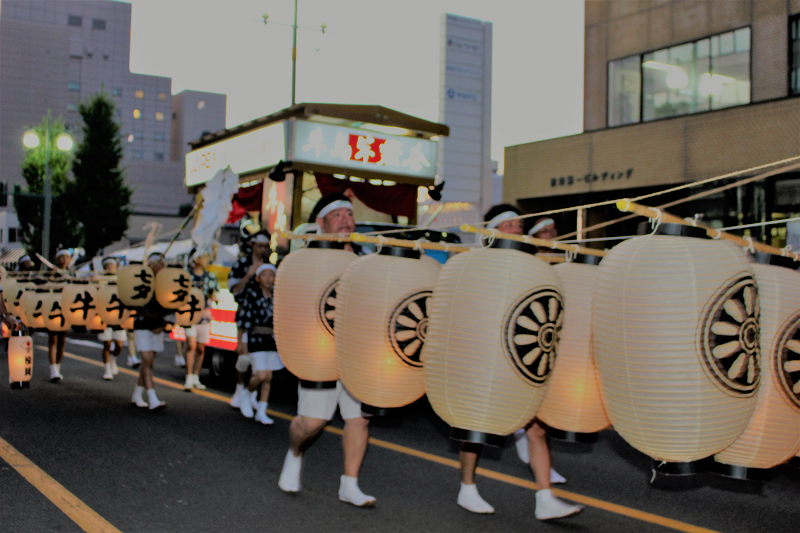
left=338, top=475, right=375, bottom=507
left=278, top=450, right=302, bottom=492
left=457, top=482, right=495, bottom=514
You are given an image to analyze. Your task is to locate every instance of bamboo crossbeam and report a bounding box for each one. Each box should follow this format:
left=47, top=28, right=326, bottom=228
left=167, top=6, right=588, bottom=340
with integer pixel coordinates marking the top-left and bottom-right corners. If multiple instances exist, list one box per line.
left=349, top=233, right=472, bottom=253
left=461, top=225, right=606, bottom=257
left=616, top=199, right=800, bottom=261
left=282, top=232, right=353, bottom=243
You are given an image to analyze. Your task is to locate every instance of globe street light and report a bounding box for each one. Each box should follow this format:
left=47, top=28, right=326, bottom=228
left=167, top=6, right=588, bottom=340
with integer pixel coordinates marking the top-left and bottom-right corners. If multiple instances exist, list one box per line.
left=22, top=117, right=72, bottom=261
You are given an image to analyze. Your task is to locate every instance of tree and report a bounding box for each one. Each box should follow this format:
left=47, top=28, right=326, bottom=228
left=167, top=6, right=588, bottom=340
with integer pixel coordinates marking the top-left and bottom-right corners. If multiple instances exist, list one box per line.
left=15, top=114, right=79, bottom=260
left=66, top=92, right=132, bottom=259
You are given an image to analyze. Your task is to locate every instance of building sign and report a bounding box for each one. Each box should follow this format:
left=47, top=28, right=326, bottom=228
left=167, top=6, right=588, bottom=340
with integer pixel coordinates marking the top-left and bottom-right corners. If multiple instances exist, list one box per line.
left=550, top=168, right=634, bottom=188
left=185, top=122, right=286, bottom=187
left=289, top=120, right=437, bottom=179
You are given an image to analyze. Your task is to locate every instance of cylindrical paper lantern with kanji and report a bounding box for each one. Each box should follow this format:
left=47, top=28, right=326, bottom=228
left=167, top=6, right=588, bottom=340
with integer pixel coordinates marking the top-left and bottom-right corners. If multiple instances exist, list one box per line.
left=423, top=240, right=564, bottom=445
left=155, top=267, right=191, bottom=309
left=61, top=281, right=98, bottom=327
left=118, top=262, right=154, bottom=307
left=593, top=224, right=759, bottom=465
left=714, top=254, right=800, bottom=478
left=336, top=248, right=440, bottom=411
left=97, top=282, right=131, bottom=327
left=3, top=277, right=18, bottom=315
left=22, top=289, right=48, bottom=329
left=176, top=287, right=205, bottom=327
left=537, top=255, right=610, bottom=441
left=11, top=281, right=34, bottom=320
left=274, top=242, right=358, bottom=386
left=42, top=289, right=69, bottom=332
left=8, top=335, right=33, bottom=388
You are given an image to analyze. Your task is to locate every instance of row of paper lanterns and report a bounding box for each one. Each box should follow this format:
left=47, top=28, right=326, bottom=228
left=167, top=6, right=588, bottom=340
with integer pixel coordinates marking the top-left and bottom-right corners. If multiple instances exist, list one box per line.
left=274, top=225, right=800, bottom=475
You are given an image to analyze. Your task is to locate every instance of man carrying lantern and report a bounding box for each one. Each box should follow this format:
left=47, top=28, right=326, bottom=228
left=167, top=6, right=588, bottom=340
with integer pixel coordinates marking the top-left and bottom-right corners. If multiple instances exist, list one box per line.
left=183, top=250, right=219, bottom=390
left=277, top=192, right=375, bottom=507
left=234, top=263, right=283, bottom=424
left=130, top=252, right=174, bottom=410
left=47, top=248, right=72, bottom=382
left=454, top=205, right=581, bottom=521
left=97, top=257, right=126, bottom=380
left=228, top=230, right=271, bottom=409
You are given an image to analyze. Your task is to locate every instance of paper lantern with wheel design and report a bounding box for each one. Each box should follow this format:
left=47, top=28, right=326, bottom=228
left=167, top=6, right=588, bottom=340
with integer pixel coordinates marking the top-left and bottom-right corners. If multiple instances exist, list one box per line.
left=423, top=240, right=564, bottom=445
left=593, top=224, right=760, bottom=466
left=336, top=248, right=441, bottom=412
left=97, top=282, right=131, bottom=327
left=713, top=255, right=800, bottom=478
left=176, top=287, right=205, bottom=327
left=537, top=256, right=610, bottom=441
left=61, top=281, right=98, bottom=327
left=274, top=242, right=358, bottom=386
left=22, top=289, right=48, bottom=329
left=42, top=289, right=69, bottom=332
left=155, top=267, right=191, bottom=309
left=117, top=262, right=154, bottom=307
left=8, top=335, right=33, bottom=388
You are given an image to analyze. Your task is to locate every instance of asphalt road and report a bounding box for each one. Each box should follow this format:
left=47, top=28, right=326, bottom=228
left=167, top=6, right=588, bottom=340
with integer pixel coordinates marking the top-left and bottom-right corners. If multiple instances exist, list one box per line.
left=1, top=333, right=799, bottom=533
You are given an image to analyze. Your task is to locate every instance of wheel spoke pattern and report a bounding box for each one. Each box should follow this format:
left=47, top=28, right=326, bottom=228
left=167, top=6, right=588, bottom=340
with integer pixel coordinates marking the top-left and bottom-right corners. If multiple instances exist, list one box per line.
left=775, top=311, right=800, bottom=410
left=503, top=288, right=564, bottom=386
left=698, top=275, right=760, bottom=396
left=388, top=291, right=432, bottom=368
left=317, top=279, right=339, bottom=337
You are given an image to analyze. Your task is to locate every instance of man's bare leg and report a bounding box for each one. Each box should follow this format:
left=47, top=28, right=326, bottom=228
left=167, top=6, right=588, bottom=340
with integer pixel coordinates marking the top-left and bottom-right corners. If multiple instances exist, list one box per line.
left=457, top=442, right=494, bottom=513
left=342, top=416, right=369, bottom=477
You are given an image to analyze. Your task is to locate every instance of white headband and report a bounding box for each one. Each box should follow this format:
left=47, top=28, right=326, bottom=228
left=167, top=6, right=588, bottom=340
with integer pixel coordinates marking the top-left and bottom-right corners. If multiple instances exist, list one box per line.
left=486, top=211, right=519, bottom=229
left=19, top=255, right=31, bottom=263
left=55, top=249, right=71, bottom=259
left=251, top=234, right=270, bottom=244
left=317, top=199, right=353, bottom=220
left=256, top=263, right=277, bottom=277
left=528, top=218, right=555, bottom=236
left=102, top=257, right=117, bottom=265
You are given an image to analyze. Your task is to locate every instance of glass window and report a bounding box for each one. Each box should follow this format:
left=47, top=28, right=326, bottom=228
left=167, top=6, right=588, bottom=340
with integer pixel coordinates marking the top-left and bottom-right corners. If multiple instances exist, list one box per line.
left=92, top=18, right=106, bottom=30
left=790, top=16, right=800, bottom=95
left=155, top=112, right=165, bottom=121
left=67, top=103, right=78, bottom=112
left=9, top=228, right=18, bottom=243
left=133, top=109, right=141, bottom=119
left=608, top=55, right=641, bottom=127
left=133, top=150, right=144, bottom=160
left=154, top=152, right=165, bottom=161
left=154, top=131, right=165, bottom=142
left=158, top=92, right=167, bottom=101
left=112, top=87, right=122, bottom=97
left=68, top=81, right=80, bottom=92
left=67, top=15, right=82, bottom=27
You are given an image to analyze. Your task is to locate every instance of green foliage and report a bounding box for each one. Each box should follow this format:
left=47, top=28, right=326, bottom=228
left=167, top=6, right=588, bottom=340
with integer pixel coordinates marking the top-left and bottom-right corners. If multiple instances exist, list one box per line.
left=65, top=92, right=132, bottom=259
left=14, top=114, right=79, bottom=260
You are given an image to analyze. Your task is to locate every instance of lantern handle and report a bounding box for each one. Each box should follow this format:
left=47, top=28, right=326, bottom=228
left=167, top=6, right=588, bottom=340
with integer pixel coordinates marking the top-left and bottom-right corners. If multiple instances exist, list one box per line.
left=742, top=235, right=756, bottom=254
left=481, top=229, right=497, bottom=249
left=375, top=236, right=386, bottom=254
left=648, top=208, right=663, bottom=233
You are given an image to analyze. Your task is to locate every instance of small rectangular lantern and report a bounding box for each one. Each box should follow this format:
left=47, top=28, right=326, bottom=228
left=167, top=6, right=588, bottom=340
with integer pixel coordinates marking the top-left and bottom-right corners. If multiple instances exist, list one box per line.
left=9, top=335, right=33, bottom=389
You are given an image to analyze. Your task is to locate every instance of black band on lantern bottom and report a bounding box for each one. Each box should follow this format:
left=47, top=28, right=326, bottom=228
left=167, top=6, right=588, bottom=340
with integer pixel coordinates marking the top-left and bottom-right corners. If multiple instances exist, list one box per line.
left=489, top=237, right=538, bottom=256
left=360, top=404, right=396, bottom=417
left=573, top=254, right=602, bottom=266
left=650, top=458, right=709, bottom=476
left=712, top=461, right=771, bottom=481
left=450, top=428, right=506, bottom=447
left=378, top=247, right=421, bottom=259
left=308, top=240, right=346, bottom=250
left=10, top=381, right=30, bottom=390
left=548, top=428, right=598, bottom=444
left=299, top=380, right=337, bottom=390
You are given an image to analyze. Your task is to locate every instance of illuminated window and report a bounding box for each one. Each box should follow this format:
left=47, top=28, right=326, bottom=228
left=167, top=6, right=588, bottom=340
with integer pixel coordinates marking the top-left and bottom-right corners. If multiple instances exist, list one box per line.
left=197, top=100, right=205, bottom=110
left=158, top=92, right=167, bottom=101
left=155, top=112, right=165, bottom=121
left=135, top=90, right=144, bottom=99
left=133, top=109, right=141, bottom=119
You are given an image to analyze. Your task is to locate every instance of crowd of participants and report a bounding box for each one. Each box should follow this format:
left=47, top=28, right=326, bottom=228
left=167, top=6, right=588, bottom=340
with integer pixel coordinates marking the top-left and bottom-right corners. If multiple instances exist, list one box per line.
left=0, top=194, right=583, bottom=521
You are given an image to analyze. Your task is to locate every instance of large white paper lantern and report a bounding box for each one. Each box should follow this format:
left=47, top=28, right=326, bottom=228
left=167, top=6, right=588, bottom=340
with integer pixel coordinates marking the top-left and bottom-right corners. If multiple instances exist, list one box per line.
left=117, top=262, right=154, bottom=307
left=424, top=239, right=564, bottom=445
left=97, top=282, right=131, bottom=327
left=274, top=241, right=358, bottom=386
left=176, top=287, right=205, bottom=327
left=714, top=254, right=800, bottom=479
left=22, top=289, right=47, bottom=329
left=61, top=281, right=98, bottom=327
left=155, top=267, right=191, bottom=309
left=593, top=223, right=759, bottom=470
left=537, top=255, right=610, bottom=441
left=336, top=248, right=440, bottom=412
left=42, top=289, right=70, bottom=332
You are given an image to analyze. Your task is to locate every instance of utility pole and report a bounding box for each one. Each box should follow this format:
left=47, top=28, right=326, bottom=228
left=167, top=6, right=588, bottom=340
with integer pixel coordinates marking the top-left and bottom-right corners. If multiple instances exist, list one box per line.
left=291, top=0, right=298, bottom=106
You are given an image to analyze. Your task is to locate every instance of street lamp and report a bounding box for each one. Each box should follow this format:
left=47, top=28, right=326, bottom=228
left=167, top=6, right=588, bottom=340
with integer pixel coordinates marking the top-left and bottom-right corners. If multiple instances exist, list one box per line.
left=22, top=117, right=72, bottom=261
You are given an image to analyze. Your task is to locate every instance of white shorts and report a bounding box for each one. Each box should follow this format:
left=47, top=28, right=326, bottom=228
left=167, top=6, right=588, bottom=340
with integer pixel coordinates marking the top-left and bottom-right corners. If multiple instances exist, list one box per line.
left=297, top=380, right=362, bottom=421
left=250, top=351, right=284, bottom=372
left=134, top=330, right=165, bottom=353
left=186, top=323, right=210, bottom=344
left=98, top=328, right=126, bottom=342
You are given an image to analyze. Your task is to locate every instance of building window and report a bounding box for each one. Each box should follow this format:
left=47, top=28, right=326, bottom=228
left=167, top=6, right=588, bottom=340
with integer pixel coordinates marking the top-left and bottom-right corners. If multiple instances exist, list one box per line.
left=154, top=131, right=165, bottom=142
left=608, top=27, right=751, bottom=126
left=790, top=15, right=800, bottom=95
left=133, top=150, right=144, bottom=160
left=135, top=90, right=144, bottom=99
left=112, top=87, right=122, bottom=97
left=133, top=109, right=141, bottom=119
left=155, top=112, right=165, bottom=121
left=154, top=152, right=165, bottom=161
left=67, top=15, right=82, bottom=27
left=158, top=92, right=167, bottom=101
left=67, top=103, right=79, bottom=112
left=68, top=81, right=80, bottom=92
left=197, top=100, right=205, bottom=110
left=9, top=228, right=18, bottom=243
left=92, top=18, right=106, bottom=30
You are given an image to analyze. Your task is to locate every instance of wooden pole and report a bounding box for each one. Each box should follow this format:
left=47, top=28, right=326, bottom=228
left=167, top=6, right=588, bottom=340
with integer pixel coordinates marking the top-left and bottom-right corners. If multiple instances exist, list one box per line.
left=461, top=225, right=606, bottom=257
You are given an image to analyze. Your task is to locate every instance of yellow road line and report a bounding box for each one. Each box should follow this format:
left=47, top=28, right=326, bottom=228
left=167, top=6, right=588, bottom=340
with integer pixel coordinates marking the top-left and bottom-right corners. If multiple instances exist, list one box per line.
left=0, top=436, right=123, bottom=533
left=50, top=348, right=722, bottom=533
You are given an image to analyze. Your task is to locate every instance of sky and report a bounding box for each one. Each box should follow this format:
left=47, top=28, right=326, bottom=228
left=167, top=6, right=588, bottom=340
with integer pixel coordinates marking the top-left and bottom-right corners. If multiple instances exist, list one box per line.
left=126, top=0, right=584, bottom=174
